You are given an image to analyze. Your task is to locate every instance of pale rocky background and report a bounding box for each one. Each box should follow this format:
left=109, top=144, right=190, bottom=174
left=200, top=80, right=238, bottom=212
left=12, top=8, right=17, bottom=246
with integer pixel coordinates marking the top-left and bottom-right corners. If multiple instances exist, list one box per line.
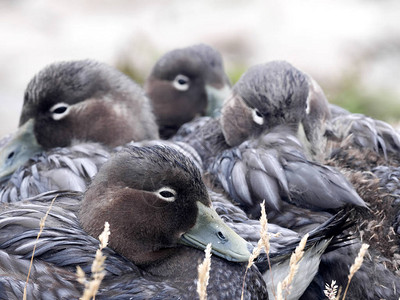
left=1, top=0, right=400, bottom=137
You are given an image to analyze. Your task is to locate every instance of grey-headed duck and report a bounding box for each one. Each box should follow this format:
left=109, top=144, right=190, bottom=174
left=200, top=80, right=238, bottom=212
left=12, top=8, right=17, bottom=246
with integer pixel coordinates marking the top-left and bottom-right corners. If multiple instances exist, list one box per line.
left=0, top=59, right=159, bottom=202
left=174, top=61, right=366, bottom=220
left=0, top=145, right=268, bottom=299
left=220, top=61, right=331, bottom=162
left=145, top=44, right=231, bottom=139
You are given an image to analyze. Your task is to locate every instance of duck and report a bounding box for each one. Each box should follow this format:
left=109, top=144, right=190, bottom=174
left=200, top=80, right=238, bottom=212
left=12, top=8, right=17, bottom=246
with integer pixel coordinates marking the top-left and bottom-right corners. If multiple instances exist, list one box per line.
left=0, top=59, right=159, bottom=202
left=173, top=61, right=366, bottom=221
left=0, top=145, right=268, bottom=299
left=145, top=44, right=231, bottom=139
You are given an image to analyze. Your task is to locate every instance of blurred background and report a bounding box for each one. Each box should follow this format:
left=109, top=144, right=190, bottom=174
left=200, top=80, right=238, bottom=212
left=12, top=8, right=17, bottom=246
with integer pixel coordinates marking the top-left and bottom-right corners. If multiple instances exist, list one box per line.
left=1, top=0, right=400, bottom=137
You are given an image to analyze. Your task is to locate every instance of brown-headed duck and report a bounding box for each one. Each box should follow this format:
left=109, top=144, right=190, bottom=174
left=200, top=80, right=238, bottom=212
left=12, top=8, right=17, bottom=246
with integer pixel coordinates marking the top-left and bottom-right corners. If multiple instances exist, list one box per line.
left=0, top=59, right=159, bottom=202
left=145, top=44, right=231, bottom=139
left=0, top=145, right=268, bottom=299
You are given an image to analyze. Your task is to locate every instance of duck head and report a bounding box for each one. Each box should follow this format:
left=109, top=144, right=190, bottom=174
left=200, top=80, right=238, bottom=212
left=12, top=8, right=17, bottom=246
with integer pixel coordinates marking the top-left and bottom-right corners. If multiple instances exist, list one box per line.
left=145, top=44, right=231, bottom=139
left=221, top=61, right=331, bottom=157
left=80, top=145, right=251, bottom=265
left=0, top=60, right=159, bottom=180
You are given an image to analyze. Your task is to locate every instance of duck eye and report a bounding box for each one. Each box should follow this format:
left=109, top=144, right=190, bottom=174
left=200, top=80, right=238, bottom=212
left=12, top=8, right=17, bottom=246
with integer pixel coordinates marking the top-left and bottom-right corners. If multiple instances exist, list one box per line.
left=160, top=190, right=174, bottom=198
left=53, top=106, right=67, bottom=114
left=252, top=108, right=264, bottom=125
left=155, top=187, right=177, bottom=202
left=49, top=102, right=70, bottom=121
left=172, top=74, right=190, bottom=91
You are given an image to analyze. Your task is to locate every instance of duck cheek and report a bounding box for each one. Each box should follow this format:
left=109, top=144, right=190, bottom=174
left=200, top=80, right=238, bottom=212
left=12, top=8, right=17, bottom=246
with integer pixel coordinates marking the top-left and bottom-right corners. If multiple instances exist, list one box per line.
left=221, top=96, right=253, bottom=147
left=35, top=116, right=74, bottom=149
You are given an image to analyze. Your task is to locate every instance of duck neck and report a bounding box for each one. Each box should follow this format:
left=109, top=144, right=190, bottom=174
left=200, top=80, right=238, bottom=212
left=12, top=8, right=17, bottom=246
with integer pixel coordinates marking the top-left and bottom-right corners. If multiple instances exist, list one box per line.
left=140, top=246, right=200, bottom=279
left=133, top=247, right=179, bottom=267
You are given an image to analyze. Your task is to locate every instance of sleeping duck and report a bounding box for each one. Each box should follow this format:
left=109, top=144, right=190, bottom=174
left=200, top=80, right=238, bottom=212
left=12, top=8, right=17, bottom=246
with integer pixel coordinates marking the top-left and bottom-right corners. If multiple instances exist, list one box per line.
left=145, top=44, right=231, bottom=139
left=0, top=59, right=159, bottom=202
left=173, top=61, right=366, bottom=221
left=0, top=145, right=268, bottom=299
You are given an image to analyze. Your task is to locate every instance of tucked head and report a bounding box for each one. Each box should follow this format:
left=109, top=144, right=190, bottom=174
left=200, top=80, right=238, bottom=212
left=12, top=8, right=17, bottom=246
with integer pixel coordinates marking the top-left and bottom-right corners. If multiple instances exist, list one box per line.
left=80, top=145, right=250, bottom=265
left=221, top=61, right=310, bottom=146
left=0, top=60, right=159, bottom=179
left=145, top=44, right=231, bottom=139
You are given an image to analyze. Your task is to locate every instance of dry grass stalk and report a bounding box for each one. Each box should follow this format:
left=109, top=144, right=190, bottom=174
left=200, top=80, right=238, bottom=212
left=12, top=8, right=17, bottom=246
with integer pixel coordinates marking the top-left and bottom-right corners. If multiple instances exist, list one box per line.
left=23, top=194, right=59, bottom=300
left=78, top=221, right=110, bottom=300
left=342, top=243, right=369, bottom=300
left=278, top=233, right=309, bottom=299
left=324, top=280, right=338, bottom=300
left=241, top=201, right=270, bottom=300
left=276, top=282, right=283, bottom=300
left=336, top=286, right=342, bottom=300
left=197, top=243, right=212, bottom=300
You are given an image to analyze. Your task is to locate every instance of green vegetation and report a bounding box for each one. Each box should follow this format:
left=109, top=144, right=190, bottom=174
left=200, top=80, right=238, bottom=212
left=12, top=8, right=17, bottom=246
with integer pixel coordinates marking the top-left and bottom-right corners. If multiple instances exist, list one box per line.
left=328, top=75, right=400, bottom=123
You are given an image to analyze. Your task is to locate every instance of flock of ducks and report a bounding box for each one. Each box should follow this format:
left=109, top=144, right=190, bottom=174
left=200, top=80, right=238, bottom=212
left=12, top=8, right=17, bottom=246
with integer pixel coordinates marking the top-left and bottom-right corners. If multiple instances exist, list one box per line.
left=0, top=44, right=399, bottom=299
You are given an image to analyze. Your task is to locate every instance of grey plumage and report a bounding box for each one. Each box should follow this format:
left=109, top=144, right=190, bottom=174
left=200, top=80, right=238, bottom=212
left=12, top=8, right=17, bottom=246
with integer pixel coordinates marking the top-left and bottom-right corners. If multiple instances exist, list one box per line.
left=210, top=125, right=366, bottom=219
left=330, top=111, right=400, bottom=159
left=0, top=143, right=110, bottom=203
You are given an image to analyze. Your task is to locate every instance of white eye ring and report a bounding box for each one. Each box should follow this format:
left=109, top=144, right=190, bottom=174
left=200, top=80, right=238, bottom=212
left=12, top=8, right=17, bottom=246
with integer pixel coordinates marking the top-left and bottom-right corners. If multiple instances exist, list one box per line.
left=252, top=108, right=264, bottom=125
left=172, top=74, right=190, bottom=91
left=50, top=102, right=71, bottom=121
left=154, top=187, right=177, bottom=202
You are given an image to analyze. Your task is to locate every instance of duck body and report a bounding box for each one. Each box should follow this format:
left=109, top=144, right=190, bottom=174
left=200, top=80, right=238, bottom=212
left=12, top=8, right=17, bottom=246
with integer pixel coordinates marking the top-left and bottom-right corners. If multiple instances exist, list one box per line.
left=0, top=143, right=110, bottom=203
left=329, top=104, right=400, bottom=160
left=174, top=119, right=365, bottom=222
left=209, top=124, right=366, bottom=219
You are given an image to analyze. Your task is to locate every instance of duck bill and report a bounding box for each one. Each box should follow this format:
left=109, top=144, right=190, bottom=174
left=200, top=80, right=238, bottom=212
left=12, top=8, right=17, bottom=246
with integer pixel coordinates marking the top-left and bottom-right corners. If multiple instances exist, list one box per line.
left=205, top=83, right=232, bottom=117
left=180, top=201, right=251, bottom=262
left=0, top=119, right=43, bottom=180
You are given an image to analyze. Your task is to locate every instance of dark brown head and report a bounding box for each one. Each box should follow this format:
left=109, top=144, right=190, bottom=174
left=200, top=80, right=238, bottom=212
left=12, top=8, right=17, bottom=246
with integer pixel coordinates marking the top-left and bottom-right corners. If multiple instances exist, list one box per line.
left=79, top=145, right=251, bottom=265
left=145, top=44, right=231, bottom=139
left=79, top=145, right=209, bottom=264
left=0, top=60, right=159, bottom=179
